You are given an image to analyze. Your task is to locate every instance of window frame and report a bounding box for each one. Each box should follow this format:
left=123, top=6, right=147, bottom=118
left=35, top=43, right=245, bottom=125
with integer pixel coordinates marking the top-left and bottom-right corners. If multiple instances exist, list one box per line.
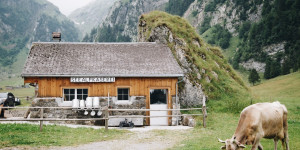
left=117, top=88, right=130, bottom=101
left=63, top=88, right=89, bottom=101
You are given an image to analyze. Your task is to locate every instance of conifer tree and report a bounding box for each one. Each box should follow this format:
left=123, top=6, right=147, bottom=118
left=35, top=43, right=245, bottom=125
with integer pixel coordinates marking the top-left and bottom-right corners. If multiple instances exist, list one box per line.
left=249, top=69, right=260, bottom=85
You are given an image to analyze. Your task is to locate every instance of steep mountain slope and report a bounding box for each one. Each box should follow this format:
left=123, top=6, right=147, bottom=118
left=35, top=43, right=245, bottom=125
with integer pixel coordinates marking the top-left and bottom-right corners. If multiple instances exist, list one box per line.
left=138, top=11, right=249, bottom=109
left=0, top=0, right=79, bottom=80
left=183, top=0, right=300, bottom=78
left=68, top=0, right=117, bottom=38
left=83, top=0, right=168, bottom=42
left=85, top=0, right=299, bottom=79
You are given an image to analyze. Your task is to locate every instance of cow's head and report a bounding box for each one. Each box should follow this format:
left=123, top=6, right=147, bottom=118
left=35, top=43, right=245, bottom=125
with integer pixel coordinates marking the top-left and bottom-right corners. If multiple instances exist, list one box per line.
left=218, top=137, right=246, bottom=150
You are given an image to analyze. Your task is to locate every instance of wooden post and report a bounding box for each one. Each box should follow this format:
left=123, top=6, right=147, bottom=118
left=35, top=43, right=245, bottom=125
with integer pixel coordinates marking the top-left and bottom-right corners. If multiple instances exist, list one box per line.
left=104, top=106, right=108, bottom=131
left=40, top=108, right=43, bottom=132
left=202, top=96, right=207, bottom=128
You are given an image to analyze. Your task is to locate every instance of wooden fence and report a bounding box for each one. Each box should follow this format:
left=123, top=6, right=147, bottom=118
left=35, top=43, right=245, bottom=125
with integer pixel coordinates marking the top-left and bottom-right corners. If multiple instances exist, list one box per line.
left=0, top=97, right=208, bottom=131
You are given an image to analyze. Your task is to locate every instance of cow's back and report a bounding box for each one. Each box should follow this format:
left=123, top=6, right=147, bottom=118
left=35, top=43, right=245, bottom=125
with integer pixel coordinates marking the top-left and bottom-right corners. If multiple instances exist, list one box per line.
left=240, top=102, right=287, bottom=139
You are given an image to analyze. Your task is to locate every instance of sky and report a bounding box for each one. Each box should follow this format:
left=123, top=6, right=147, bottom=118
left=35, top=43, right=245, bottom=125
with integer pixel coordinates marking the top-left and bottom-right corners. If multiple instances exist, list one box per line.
left=47, top=0, right=95, bottom=16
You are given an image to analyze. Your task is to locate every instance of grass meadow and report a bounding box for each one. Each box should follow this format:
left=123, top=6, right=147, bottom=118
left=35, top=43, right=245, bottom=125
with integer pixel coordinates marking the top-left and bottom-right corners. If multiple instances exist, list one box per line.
left=0, top=123, right=127, bottom=148
left=171, top=71, right=300, bottom=150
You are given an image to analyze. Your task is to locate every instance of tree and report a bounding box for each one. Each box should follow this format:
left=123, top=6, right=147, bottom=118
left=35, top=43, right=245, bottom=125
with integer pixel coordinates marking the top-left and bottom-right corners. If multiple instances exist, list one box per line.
left=248, top=69, right=260, bottom=85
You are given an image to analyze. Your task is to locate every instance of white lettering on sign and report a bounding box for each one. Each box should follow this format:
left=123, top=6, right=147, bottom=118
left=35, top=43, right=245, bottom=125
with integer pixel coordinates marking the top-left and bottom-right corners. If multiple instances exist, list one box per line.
left=70, top=77, right=115, bottom=83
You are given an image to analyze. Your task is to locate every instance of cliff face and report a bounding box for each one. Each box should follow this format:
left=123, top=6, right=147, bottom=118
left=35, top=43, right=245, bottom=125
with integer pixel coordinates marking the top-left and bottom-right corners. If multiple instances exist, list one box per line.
left=68, top=0, right=117, bottom=38
left=138, top=11, right=248, bottom=106
left=183, top=0, right=300, bottom=76
left=90, top=0, right=168, bottom=42
left=183, top=0, right=262, bottom=35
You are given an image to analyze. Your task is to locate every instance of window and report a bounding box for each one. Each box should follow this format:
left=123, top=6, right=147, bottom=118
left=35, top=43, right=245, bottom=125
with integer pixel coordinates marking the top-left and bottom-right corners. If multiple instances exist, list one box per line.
left=63, top=88, right=88, bottom=101
left=150, top=89, right=167, bottom=104
left=117, top=88, right=129, bottom=100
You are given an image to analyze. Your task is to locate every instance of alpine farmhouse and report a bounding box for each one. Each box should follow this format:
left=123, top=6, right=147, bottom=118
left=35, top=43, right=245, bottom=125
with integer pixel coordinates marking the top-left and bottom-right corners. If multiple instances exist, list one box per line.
left=22, top=42, right=183, bottom=126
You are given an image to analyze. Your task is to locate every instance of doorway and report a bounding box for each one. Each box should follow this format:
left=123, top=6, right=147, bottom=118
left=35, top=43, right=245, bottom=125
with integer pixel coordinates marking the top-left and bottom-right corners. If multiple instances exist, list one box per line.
left=150, top=89, right=168, bottom=126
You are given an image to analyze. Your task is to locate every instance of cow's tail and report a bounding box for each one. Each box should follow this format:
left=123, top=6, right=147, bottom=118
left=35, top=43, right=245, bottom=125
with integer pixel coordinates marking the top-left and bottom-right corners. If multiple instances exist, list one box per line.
left=281, top=103, right=289, bottom=150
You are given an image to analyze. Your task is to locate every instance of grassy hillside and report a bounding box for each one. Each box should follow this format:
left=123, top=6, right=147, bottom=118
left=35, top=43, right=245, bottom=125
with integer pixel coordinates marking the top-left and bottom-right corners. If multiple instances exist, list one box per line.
left=0, top=0, right=79, bottom=81
left=140, top=11, right=250, bottom=112
left=172, top=71, right=300, bottom=149
left=251, top=71, right=300, bottom=120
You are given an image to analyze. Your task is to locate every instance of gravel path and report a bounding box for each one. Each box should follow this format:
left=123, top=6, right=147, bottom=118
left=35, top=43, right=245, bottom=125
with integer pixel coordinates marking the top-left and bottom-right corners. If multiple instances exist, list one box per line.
left=49, top=126, right=192, bottom=150
left=50, top=127, right=191, bottom=150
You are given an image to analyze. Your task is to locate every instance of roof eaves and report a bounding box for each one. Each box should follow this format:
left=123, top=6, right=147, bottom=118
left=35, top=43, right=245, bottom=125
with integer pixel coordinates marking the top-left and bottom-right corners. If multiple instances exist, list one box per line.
left=21, top=73, right=184, bottom=78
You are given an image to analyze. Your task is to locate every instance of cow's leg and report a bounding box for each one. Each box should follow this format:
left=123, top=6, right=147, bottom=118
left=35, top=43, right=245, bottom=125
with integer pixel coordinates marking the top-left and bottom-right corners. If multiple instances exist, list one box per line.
left=251, top=133, right=263, bottom=150
left=281, top=137, right=289, bottom=150
left=274, top=139, right=278, bottom=150
left=258, top=143, right=263, bottom=150
left=251, top=138, right=261, bottom=150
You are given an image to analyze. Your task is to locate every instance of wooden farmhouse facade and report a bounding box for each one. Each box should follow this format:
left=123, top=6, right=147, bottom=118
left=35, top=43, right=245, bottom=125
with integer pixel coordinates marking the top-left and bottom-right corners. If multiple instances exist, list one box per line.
left=22, top=42, right=183, bottom=126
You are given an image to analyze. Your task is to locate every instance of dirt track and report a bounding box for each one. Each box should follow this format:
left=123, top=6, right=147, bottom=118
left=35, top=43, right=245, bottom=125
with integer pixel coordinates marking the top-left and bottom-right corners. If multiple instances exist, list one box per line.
left=50, top=126, right=192, bottom=150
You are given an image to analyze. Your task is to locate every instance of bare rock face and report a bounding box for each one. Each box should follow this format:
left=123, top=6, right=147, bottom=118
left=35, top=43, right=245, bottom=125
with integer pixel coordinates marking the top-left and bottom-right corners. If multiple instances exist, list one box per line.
left=183, top=0, right=263, bottom=35
left=240, top=59, right=266, bottom=72
left=263, top=42, right=286, bottom=57
left=100, top=0, right=168, bottom=41
left=138, top=20, right=205, bottom=106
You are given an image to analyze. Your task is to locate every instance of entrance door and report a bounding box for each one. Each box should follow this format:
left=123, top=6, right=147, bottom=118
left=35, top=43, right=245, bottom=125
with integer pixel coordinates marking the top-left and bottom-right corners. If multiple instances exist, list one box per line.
left=150, top=89, right=168, bottom=126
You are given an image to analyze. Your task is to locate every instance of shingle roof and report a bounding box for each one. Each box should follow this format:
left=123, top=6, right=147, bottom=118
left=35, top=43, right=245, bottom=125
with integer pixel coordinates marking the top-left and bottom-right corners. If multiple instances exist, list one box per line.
left=22, top=42, right=183, bottom=77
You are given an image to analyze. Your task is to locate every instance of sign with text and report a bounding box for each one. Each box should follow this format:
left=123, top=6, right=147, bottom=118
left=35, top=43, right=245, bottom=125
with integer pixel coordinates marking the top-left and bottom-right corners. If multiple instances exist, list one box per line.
left=70, top=77, right=115, bottom=83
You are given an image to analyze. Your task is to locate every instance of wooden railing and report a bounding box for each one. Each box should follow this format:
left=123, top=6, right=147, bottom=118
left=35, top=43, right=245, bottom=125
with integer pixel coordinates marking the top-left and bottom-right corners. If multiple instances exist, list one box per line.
left=0, top=97, right=208, bottom=131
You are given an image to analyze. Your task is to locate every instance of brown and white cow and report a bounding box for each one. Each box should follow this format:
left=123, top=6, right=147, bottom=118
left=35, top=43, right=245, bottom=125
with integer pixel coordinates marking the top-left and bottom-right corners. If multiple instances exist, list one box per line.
left=218, top=101, right=289, bottom=150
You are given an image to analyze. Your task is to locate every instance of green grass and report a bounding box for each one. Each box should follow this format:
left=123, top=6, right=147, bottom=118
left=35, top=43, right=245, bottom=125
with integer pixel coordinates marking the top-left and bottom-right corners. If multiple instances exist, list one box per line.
left=171, top=71, right=300, bottom=150
left=0, top=123, right=128, bottom=148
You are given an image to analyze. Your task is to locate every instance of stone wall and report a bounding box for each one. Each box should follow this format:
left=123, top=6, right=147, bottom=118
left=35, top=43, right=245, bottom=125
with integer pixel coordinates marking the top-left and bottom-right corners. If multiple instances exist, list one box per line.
left=30, top=96, right=146, bottom=126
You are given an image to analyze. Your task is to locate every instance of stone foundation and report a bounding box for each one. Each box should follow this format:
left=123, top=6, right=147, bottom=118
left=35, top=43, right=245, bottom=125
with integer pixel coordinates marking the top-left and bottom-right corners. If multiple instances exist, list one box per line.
left=30, top=96, right=146, bottom=126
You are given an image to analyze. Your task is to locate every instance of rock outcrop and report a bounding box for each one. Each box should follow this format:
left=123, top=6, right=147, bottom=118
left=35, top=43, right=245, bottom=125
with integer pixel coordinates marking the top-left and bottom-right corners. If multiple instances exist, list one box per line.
left=240, top=59, right=266, bottom=72
left=139, top=22, right=205, bottom=106
left=138, top=11, right=248, bottom=106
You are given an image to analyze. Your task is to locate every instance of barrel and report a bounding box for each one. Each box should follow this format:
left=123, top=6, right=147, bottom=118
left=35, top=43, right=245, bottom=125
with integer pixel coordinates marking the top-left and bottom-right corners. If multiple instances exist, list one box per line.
left=93, top=97, right=100, bottom=108
left=86, top=97, right=93, bottom=108
left=79, top=100, right=85, bottom=109
left=72, top=99, right=79, bottom=108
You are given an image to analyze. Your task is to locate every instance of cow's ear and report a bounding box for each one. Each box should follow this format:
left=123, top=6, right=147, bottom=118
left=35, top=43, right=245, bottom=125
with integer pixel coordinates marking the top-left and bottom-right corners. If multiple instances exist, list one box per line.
left=220, top=145, right=226, bottom=149
left=238, top=144, right=246, bottom=148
